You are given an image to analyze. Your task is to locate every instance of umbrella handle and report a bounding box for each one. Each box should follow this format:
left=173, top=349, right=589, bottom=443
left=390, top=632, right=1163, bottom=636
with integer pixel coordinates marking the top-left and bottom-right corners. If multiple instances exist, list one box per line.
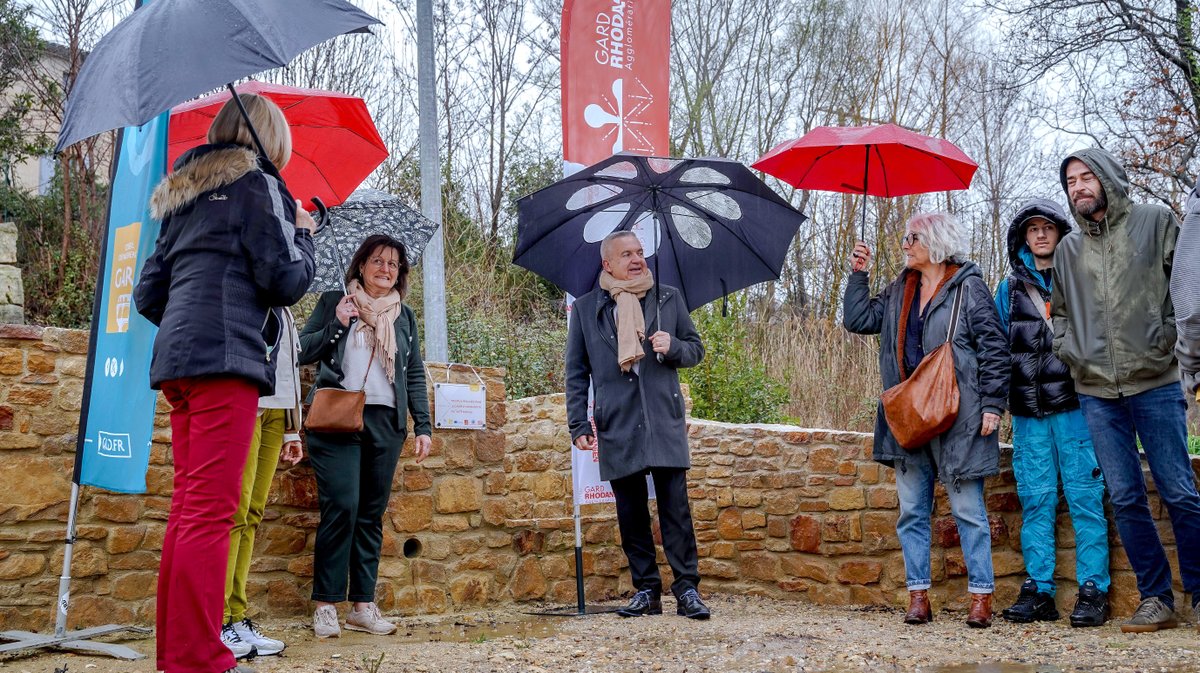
left=311, top=196, right=348, bottom=295
left=311, top=196, right=330, bottom=233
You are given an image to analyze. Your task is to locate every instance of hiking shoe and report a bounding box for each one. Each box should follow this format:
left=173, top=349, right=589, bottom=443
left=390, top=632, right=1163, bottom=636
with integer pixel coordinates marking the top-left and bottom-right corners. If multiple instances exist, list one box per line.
left=233, top=618, right=285, bottom=656
left=312, top=604, right=341, bottom=639
left=1002, top=578, right=1059, bottom=623
left=220, top=621, right=256, bottom=660
left=675, top=588, right=711, bottom=620
left=1121, top=597, right=1178, bottom=633
left=345, top=602, right=396, bottom=635
left=616, top=589, right=663, bottom=617
left=1069, top=581, right=1109, bottom=627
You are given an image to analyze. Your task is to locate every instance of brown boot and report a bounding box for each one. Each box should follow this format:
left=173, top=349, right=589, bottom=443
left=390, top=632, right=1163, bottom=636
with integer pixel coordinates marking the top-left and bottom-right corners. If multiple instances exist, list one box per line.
left=967, top=592, right=992, bottom=628
left=904, top=590, right=932, bottom=624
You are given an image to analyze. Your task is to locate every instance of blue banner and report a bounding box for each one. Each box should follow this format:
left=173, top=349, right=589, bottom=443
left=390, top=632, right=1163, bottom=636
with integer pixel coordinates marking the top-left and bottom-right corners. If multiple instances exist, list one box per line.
left=78, top=112, right=168, bottom=493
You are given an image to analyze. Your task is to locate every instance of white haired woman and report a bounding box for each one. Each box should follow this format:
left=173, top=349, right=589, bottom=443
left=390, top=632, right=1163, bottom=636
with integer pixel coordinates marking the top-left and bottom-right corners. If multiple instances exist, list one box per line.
left=842, top=212, right=1009, bottom=628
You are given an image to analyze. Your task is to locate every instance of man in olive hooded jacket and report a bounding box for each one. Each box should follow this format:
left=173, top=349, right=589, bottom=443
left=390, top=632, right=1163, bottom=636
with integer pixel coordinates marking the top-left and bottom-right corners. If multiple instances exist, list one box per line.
left=1053, top=147, right=1200, bottom=633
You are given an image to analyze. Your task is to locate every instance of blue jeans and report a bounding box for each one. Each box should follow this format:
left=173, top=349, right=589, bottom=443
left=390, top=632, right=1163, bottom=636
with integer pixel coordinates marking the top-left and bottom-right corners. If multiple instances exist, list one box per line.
left=1078, top=383, right=1200, bottom=607
left=1012, top=409, right=1110, bottom=595
left=895, top=448, right=995, bottom=593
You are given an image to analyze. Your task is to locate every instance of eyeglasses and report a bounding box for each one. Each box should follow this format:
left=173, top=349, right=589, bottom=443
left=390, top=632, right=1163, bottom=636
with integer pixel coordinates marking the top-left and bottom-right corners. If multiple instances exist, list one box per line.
left=901, top=233, right=921, bottom=247
left=367, top=257, right=401, bottom=271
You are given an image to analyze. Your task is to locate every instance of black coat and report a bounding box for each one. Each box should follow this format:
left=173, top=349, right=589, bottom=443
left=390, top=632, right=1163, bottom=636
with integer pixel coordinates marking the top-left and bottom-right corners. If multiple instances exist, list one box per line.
left=298, top=290, right=432, bottom=437
left=134, top=144, right=315, bottom=395
left=998, top=198, right=1078, bottom=418
left=566, top=285, right=704, bottom=481
left=843, top=262, right=1009, bottom=483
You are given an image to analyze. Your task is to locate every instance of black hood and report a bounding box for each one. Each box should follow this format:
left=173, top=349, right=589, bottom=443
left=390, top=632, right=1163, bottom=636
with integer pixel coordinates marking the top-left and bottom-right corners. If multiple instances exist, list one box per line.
left=1006, top=197, right=1072, bottom=281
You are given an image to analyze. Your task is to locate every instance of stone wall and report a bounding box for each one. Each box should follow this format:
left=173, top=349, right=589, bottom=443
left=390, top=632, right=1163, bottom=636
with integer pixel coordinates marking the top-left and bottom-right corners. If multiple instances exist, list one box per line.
left=0, top=324, right=514, bottom=631
left=506, top=394, right=1194, bottom=619
left=0, top=324, right=1195, bottom=631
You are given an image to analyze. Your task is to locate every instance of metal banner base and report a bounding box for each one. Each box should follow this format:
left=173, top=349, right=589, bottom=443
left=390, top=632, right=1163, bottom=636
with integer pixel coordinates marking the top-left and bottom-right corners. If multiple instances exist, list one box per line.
left=525, top=605, right=622, bottom=617
left=0, top=624, right=152, bottom=660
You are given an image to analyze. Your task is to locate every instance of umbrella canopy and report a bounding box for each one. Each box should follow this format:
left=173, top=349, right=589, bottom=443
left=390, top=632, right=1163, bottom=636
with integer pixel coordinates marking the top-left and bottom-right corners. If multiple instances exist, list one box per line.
left=168, top=81, right=388, bottom=209
left=752, top=124, right=977, bottom=239
left=514, top=154, right=807, bottom=312
left=55, top=0, right=380, bottom=153
left=309, top=189, right=440, bottom=294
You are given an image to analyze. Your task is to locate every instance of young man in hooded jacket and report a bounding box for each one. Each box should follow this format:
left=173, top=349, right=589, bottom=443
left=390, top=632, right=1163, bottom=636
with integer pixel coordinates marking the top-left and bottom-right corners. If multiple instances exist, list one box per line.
left=994, top=198, right=1110, bottom=627
left=1054, top=148, right=1200, bottom=633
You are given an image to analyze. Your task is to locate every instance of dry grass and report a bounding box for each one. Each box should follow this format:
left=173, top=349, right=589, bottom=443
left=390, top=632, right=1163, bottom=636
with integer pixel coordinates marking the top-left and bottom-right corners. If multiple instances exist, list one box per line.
left=748, top=317, right=881, bottom=432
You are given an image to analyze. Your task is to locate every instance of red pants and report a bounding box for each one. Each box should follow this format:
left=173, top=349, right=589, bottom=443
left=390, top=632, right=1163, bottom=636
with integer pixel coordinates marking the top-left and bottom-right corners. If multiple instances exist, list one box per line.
left=158, top=377, right=258, bottom=673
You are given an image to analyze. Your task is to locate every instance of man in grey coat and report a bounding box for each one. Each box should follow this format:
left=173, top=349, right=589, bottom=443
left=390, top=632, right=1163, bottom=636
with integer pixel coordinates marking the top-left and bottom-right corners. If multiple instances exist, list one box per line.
left=566, top=231, right=709, bottom=619
left=1174, top=184, right=1200, bottom=405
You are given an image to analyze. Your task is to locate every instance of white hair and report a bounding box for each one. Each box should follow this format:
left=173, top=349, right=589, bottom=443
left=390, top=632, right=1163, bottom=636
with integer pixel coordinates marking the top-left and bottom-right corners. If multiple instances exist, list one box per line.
left=906, top=212, right=967, bottom=264
left=600, top=230, right=640, bottom=261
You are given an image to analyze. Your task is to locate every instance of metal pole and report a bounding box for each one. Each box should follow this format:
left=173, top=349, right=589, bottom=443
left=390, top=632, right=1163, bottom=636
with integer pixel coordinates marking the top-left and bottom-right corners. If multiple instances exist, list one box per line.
left=573, top=501, right=585, bottom=615
left=53, top=483, right=80, bottom=636
left=417, top=0, right=448, bottom=361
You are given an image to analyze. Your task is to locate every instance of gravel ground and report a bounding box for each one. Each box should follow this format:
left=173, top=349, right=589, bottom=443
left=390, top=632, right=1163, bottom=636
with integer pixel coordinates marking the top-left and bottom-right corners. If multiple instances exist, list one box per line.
left=5, top=595, right=1200, bottom=673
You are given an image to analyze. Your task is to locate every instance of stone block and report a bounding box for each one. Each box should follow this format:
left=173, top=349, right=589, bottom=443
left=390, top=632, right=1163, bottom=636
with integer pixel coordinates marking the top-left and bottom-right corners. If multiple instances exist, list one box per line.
left=808, top=447, right=838, bottom=473
left=92, top=495, right=141, bottom=523
left=434, top=476, right=482, bottom=514
left=932, top=516, right=961, bottom=548
left=0, top=553, right=45, bottom=580
left=404, top=466, right=433, bottom=491
left=511, top=529, right=544, bottom=555
left=822, top=514, right=861, bottom=542
left=0, top=266, right=23, bottom=306
left=7, top=385, right=52, bottom=406
left=781, top=556, right=832, bottom=582
left=531, top=472, right=566, bottom=500
left=691, top=499, right=718, bottom=521
left=790, top=515, right=820, bottom=553
left=836, top=560, right=883, bottom=585
left=764, top=492, right=798, bottom=515
left=449, top=573, right=491, bottom=605
left=716, top=508, right=743, bottom=540
left=105, top=525, right=147, bottom=554
left=508, top=557, right=547, bottom=600
left=867, top=487, right=899, bottom=509
left=829, top=487, right=866, bottom=511
left=698, top=558, right=738, bottom=579
left=739, top=552, right=781, bottom=581
left=392, top=494, right=434, bottom=533
left=0, top=223, right=16, bottom=264
left=112, top=572, right=157, bottom=600
left=741, top=510, right=767, bottom=530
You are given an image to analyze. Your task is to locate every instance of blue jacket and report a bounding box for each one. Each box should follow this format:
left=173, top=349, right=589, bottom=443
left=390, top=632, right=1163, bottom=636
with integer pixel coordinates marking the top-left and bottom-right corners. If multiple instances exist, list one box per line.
left=134, top=144, right=315, bottom=395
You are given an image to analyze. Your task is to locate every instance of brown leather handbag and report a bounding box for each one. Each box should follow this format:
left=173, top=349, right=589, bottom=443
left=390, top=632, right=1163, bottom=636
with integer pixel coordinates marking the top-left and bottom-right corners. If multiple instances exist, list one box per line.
left=304, top=348, right=374, bottom=434
left=881, top=287, right=963, bottom=450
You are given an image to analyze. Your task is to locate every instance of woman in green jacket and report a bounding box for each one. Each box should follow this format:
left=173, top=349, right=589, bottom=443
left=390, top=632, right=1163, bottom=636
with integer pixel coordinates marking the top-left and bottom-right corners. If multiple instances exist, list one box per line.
left=299, top=234, right=432, bottom=638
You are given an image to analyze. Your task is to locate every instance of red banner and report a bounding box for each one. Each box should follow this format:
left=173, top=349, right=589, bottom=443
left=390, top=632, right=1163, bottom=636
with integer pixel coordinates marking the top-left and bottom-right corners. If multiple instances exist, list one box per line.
left=561, top=0, right=671, bottom=173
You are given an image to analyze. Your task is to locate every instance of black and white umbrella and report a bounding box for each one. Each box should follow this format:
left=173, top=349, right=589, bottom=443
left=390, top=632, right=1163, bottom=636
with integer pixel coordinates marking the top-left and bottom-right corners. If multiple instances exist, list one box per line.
left=310, top=189, right=440, bottom=293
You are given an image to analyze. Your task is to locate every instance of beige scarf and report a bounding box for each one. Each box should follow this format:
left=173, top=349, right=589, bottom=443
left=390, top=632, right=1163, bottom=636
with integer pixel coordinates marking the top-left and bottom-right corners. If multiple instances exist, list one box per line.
left=599, top=270, right=655, bottom=372
left=348, top=279, right=404, bottom=383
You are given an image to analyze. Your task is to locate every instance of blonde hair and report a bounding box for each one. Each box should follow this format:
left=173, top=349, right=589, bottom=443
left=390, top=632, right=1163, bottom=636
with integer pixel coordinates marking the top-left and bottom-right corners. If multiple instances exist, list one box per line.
left=206, top=93, right=292, bottom=170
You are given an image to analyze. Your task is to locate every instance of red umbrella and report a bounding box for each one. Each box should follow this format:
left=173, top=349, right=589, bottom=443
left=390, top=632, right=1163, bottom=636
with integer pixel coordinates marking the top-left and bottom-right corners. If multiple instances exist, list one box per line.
left=752, top=123, right=977, bottom=238
left=168, top=81, right=388, bottom=209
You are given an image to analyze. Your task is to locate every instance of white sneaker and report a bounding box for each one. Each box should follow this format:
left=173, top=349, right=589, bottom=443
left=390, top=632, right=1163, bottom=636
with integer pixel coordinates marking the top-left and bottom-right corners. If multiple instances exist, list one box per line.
left=220, top=621, right=257, bottom=660
left=232, top=618, right=285, bottom=656
left=312, top=604, right=341, bottom=639
left=344, top=602, right=396, bottom=635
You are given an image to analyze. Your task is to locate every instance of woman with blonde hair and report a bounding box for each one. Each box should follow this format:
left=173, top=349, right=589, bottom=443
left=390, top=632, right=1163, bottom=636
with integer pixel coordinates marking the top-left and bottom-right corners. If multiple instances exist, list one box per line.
left=842, top=212, right=1009, bottom=628
left=135, top=92, right=315, bottom=673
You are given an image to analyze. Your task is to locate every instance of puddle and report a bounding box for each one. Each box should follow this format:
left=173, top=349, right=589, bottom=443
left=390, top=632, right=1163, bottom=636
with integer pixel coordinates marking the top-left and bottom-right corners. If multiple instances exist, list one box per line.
left=922, top=666, right=1062, bottom=673
left=392, top=616, right=559, bottom=643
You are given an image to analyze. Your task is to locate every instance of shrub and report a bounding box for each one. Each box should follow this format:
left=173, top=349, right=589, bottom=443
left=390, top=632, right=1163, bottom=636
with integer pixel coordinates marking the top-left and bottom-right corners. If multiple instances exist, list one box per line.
left=681, top=294, right=790, bottom=424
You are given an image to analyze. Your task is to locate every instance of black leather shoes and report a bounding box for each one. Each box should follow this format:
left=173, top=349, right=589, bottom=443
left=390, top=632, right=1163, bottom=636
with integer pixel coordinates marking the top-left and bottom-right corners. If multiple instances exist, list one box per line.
left=675, top=588, right=711, bottom=620
left=617, top=589, right=662, bottom=617
left=1069, top=580, right=1109, bottom=627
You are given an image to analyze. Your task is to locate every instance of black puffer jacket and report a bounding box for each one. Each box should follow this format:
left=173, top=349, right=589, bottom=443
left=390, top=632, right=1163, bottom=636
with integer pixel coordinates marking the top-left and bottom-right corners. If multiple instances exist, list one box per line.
left=995, top=199, right=1078, bottom=418
left=134, top=144, right=315, bottom=395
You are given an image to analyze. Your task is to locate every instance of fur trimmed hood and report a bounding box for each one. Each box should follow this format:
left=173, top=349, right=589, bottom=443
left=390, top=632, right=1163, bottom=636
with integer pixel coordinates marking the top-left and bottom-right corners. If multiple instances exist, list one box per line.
left=150, top=144, right=260, bottom=219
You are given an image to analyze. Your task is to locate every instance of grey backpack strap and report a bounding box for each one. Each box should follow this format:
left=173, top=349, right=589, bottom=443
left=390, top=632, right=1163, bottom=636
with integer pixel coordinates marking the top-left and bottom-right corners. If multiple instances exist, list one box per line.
left=1022, top=281, right=1052, bottom=329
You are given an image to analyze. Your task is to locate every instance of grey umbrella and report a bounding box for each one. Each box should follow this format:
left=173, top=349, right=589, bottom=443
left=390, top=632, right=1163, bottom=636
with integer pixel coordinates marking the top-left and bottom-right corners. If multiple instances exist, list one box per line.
left=55, top=0, right=380, bottom=153
left=309, top=188, right=440, bottom=294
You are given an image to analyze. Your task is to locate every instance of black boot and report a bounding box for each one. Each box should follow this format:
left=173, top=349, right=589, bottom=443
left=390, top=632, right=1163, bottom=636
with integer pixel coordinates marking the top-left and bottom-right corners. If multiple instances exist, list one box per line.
left=675, top=588, right=711, bottom=620
left=616, top=589, right=662, bottom=617
left=1002, top=578, right=1059, bottom=623
left=1069, top=580, right=1109, bottom=627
